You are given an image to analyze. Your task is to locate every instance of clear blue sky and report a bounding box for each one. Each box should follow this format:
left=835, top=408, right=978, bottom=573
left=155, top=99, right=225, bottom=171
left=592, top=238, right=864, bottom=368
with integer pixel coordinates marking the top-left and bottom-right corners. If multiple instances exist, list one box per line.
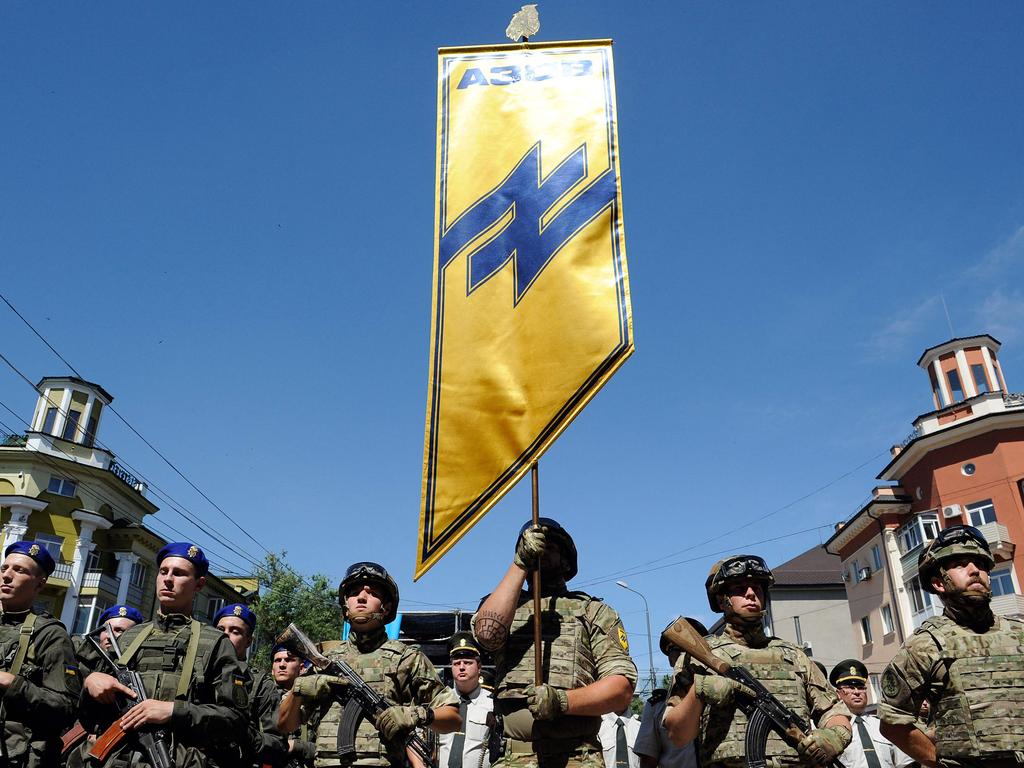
left=2, top=2, right=1023, bottom=682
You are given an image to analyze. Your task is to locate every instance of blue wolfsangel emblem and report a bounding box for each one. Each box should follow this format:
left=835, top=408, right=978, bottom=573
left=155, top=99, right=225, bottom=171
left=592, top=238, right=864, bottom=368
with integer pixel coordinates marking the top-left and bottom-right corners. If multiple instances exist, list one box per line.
left=440, top=142, right=617, bottom=306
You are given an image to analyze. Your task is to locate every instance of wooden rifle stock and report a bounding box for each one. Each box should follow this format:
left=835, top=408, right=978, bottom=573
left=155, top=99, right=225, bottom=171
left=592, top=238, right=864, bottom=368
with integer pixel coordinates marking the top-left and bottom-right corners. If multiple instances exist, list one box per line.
left=60, top=722, right=89, bottom=755
left=88, top=720, right=129, bottom=763
left=661, top=616, right=731, bottom=676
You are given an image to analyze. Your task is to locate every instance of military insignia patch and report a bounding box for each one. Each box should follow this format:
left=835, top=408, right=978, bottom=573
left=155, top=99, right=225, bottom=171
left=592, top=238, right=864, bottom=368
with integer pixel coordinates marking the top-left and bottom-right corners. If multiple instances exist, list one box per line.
left=617, top=625, right=629, bottom=651
left=849, top=666, right=857, bottom=677
left=187, top=545, right=199, bottom=558
left=881, top=669, right=903, bottom=700
left=118, top=607, right=128, bottom=617
left=233, top=605, right=244, bottom=616
left=28, top=544, right=40, bottom=557
left=64, top=665, right=78, bottom=676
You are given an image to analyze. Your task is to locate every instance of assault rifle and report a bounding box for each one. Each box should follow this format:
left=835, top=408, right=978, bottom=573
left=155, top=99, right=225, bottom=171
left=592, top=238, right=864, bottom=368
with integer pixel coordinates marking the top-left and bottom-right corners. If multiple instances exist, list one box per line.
left=85, top=624, right=173, bottom=768
left=275, top=623, right=434, bottom=768
left=662, top=616, right=841, bottom=768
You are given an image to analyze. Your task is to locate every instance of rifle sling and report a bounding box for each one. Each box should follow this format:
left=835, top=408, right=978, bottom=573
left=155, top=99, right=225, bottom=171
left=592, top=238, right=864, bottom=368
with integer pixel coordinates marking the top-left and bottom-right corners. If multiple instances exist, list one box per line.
left=116, top=618, right=202, bottom=698
left=9, top=612, right=38, bottom=677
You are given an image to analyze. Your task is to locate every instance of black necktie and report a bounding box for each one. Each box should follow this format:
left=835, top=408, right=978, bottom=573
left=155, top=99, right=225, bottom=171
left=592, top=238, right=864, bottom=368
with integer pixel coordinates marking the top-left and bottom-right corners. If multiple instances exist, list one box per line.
left=615, top=717, right=628, bottom=768
left=449, top=697, right=470, bottom=768
left=855, top=715, right=882, bottom=768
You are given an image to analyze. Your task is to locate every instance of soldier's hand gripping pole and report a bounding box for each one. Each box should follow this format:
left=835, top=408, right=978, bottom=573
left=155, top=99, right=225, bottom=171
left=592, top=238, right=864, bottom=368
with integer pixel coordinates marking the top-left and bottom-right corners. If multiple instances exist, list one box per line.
left=530, top=461, right=542, bottom=686
left=275, top=623, right=435, bottom=768
left=662, top=617, right=841, bottom=768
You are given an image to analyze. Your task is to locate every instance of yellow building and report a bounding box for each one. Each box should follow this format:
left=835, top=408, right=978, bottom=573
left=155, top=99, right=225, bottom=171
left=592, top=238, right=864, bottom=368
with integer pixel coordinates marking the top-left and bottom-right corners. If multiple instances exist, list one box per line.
left=0, top=376, right=249, bottom=632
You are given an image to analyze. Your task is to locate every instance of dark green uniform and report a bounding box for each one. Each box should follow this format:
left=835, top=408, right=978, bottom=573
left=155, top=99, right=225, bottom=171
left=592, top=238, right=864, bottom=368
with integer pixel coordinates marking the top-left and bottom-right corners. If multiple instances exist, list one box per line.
left=0, top=608, right=80, bottom=767
left=77, top=612, right=248, bottom=767
left=244, top=665, right=290, bottom=766
left=303, top=628, right=458, bottom=768
left=279, top=690, right=317, bottom=768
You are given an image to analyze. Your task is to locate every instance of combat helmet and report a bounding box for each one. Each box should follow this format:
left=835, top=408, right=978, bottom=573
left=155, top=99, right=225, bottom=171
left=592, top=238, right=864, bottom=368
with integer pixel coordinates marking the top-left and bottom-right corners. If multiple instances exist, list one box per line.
left=918, top=524, right=994, bottom=594
left=705, top=554, right=775, bottom=613
left=516, top=517, right=578, bottom=580
left=338, top=561, right=400, bottom=624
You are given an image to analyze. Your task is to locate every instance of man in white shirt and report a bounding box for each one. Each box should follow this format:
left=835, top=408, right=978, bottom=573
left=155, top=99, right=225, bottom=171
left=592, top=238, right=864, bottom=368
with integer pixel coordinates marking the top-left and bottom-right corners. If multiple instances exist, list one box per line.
left=634, top=620, right=700, bottom=768
left=599, top=706, right=641, bottom=768
left=439, top=632, right=494, bottom=768
left=829, top=660, right=913, bottom=768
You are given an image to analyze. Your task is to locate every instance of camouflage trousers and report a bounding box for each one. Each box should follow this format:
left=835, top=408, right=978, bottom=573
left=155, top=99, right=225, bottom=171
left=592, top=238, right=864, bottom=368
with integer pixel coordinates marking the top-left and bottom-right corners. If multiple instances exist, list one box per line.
left=496, top=747, right=604, bottom=768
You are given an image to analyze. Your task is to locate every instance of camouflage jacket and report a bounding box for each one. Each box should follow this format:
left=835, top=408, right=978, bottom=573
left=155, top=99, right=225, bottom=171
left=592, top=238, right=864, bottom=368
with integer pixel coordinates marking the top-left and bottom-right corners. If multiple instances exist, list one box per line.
left=0, top=608, right=80, bottom=767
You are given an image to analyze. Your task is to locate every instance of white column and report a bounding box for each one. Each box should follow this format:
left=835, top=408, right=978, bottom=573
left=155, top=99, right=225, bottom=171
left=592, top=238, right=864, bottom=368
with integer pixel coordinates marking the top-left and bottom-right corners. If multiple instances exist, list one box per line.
left=981, top=347, right=1001, bottom=391
left=0, top=496, right=48, bottom=549
left=80, top=393, right=97, bottom=444
left=59, top=510, right=113, bottom=628
left=51, top=389, right=73, bottom=440
left=955, top=349, right=976, bottom=398
left=933, top=360, right=952, bottom=406
left=114, top=552, right=139, bottom=605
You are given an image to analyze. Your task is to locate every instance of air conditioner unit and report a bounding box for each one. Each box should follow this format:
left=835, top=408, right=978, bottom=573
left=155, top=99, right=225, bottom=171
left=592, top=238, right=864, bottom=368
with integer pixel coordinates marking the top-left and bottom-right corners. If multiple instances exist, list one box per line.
left=801, top=641, right=813, bottom=654
left=943, top=504, right=963, bottom=520
left=858, top=567, right=873, bottom=581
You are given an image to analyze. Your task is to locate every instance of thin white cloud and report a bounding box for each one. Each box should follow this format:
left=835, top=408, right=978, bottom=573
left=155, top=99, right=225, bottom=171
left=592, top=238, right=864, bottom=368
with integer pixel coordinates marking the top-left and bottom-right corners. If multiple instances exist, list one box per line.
left=974, top=289, right=1024, bottom=344
left=862, top=295, right=939, bottom=361
left=967, top=226, right=1024, bottom=279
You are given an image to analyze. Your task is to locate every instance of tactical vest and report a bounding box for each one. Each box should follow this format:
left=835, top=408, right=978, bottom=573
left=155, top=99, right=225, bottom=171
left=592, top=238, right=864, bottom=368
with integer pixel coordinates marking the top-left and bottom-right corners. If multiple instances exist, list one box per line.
left=698, top=637, right=810, bottom=765
left=314, top=637, right=411, bottom=767
left=919, top=614, right=1024, bottom=757
left=493, top=592, right=601, bottom=745
left=0, top=611, right=61, bottom=763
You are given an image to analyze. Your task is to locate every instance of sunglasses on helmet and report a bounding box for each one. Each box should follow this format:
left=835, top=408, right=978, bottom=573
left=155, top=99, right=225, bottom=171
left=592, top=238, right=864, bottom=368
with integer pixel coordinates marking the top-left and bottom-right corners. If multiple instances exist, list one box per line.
left=931, top=525, right=990, bottom=551
left=720, top=555, right=772, bottom=580
left=344, top=561, right=390, bottom=582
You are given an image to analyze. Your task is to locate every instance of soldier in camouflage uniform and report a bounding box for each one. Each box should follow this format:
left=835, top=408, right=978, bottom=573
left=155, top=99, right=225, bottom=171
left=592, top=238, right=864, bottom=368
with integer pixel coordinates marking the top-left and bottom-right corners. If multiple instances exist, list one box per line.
left=473, top=518, right=638, bottom=768
left=77, top=542, right=248, bottom=767
left=214, top=602, right=290, bottom=766
left=0, top=541, right=80, bottom=767
left=878, top=524, right=1024, bottom=767
left=277, top=561, right=460, bottom=767
left=664, top=554, right=851, bottom=768
left=271, top=644, right=317, bottom=768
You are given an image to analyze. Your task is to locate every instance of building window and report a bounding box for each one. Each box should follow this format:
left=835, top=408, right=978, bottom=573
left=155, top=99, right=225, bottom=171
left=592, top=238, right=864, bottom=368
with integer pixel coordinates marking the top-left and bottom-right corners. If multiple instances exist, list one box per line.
left=947, top=369, right=965, bottom=401
left=32, top=533, right=63, bottom=562
left=85, top=550, right=101, bottom=572
left=966, top=499, right=997, bottom=527
left=906, top=576, right=933, bottom=613
left=872, top=545, right=883, bottom=572
left=129, top=561, right=148, bottom=588
left=61, top=409, right=82, bottom=442
left=897, top=512, right=940, bottom=555
left=860, top=616, right=873, bottom=644
left=852, top=560, right=862, bottom=582
left=47, top=476, right=78, bottom=497
left=881, top=604, right=895, bottom=635
left=72, top=596, right=110, bottom=635
left=869, top=674, right=881, bottom=703
left=991, top=566, right=1015, bottom=597
left=206, top=597, right=225, bottom=620
left=971, top=364, right=989, bottom=394
left=41, top=407, right=58, bottom=435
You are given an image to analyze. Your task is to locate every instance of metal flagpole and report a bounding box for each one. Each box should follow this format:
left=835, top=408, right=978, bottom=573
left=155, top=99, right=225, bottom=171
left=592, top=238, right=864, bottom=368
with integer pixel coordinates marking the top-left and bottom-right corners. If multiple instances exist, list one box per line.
left=531, top=461, right=543, bottom=685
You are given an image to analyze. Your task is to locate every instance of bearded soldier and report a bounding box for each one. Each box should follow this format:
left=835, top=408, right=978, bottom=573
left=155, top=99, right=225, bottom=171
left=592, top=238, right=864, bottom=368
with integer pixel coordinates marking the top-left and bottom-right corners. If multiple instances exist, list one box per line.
left=878, top=524, right=1024, bottom=767
left=78, top=542, right=248, bottom=767
left=277, top=561, right=460, bottom=767
left=0, top=541, right=80, bottom=766
left=473, top=518, right=637, bottom=768
left=664, top=554, right=851, bottom=768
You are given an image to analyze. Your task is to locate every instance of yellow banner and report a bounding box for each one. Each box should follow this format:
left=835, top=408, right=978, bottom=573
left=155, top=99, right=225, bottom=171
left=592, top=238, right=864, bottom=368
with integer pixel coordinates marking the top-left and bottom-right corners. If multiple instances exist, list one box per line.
left=416, top=40, right=633, bottom=579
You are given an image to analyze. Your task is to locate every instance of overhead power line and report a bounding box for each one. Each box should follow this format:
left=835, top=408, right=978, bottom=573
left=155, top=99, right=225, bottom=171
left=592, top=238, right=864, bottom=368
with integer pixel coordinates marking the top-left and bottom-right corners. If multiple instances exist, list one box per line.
left=0, top=291, right=271, bottom=557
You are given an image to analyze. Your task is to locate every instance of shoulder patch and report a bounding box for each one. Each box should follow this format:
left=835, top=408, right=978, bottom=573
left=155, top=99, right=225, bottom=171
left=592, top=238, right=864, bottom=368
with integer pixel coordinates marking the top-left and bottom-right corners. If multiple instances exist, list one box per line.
left=64, top=664, right=78, bottom=677
left=880, top=668, right=907, bottom=701
left=617, top=625, right=630, bottom=652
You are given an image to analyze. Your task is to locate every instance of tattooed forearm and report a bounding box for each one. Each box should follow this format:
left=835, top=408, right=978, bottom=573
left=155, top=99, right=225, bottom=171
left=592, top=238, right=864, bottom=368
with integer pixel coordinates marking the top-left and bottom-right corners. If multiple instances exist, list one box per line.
left=473, top=611, right=510, bottom=651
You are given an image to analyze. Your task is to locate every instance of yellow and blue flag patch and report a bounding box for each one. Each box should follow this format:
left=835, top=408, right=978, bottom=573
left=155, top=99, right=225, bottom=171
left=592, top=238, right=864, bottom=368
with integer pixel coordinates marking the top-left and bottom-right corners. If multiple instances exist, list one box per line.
left=416, top=40, right=633, bottom=579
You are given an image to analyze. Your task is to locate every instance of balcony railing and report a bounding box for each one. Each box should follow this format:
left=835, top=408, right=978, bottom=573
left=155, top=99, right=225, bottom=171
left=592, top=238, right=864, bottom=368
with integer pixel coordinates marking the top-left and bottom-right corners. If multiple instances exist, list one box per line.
left=51, top=561, right=73, bottom=582
left=108, top=461, right=142, bottom=491
left=82, top=570, right=121, bottom=595
left=991, top=592, right=1024, bottom=619
left=1004, top=392, right=1024, bottom=408
left=0, top=431, right=26, bottom=447
left=899, top=428, right=921, bottom=449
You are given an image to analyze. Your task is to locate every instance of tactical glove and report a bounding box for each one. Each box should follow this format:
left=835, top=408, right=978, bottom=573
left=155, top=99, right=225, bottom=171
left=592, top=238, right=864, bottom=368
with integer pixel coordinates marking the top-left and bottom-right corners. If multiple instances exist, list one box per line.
left=291, top=674, right=348, bottom=702
left=693, top=674, right=755, bottom=708
left=525, top=683, right=569, bottom=721
left=376, top=705, right=429, bottom=741
left=796, top=725, right=850, bottom=766
left=514, top=526, right=548, bottom=571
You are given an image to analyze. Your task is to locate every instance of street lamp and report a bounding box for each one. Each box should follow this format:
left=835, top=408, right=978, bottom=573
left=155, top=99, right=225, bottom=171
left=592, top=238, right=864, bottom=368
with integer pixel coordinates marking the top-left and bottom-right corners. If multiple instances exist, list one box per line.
left=616, top=580, right=657, bottom=696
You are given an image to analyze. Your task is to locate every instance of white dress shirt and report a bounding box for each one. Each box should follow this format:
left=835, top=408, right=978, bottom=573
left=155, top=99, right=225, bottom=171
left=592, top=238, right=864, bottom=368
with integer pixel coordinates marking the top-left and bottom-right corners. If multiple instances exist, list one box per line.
left=839, top=713, right=914, bottom=768
left=438, top=684, right=494, bottom=768
left=599, top=710, right=642, bottom=768
left=633, top=697, right=698, bottom=768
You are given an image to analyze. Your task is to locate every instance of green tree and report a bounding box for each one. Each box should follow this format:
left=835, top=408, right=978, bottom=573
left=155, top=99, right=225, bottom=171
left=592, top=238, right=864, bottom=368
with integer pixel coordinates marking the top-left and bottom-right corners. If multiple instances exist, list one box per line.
left=250, top=552, right=341, bottom=670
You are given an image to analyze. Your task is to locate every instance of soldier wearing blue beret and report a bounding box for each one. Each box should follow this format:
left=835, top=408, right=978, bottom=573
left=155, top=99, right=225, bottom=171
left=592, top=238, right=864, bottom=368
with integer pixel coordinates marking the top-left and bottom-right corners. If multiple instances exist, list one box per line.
left=0, top=541, right=80, bottom=765
left=214, top=603, right=290, bottom=767
left=96, top=604, right=145, bottom=651
left=77, top=542, right=248, bottom=767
